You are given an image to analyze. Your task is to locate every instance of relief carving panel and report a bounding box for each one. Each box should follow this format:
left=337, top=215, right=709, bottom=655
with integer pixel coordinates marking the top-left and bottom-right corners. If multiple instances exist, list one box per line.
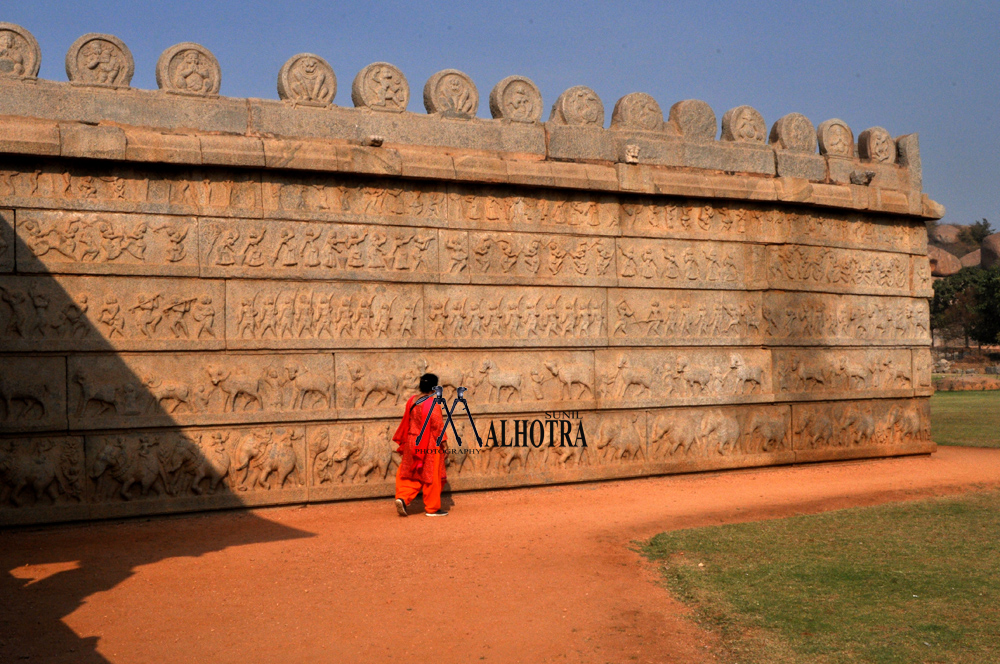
left=0, top=275, right=224, bottom=351
left=200, top=219, right=439, bottom=282
left=619, top=199, right=770, bottom=243
left=767, top=245, right=911, bottom=296
left=226, top=280, right=422, bottom=348
left=608, top=288, right=763, bottom=346
left=334, top=350, right=596, bottom=419
left=16, top=210, right=198, bottom=276
left=0, top=436, right=85, bottom=509
left=594, top=348, right=773, bottom=409
left=0, top=356, right=67, bottom=432
left=793, top=399, right=931, bottom=458
left=86, top=425, right=306, bottom=504
left=774, top=348, right=914, bottom=400
left=647, top=404, right=792, bottom=462
left=68, top=353, right=334, bottom=429
left=447, top=187, right=619, bottom=235
left=762, top=293, right=930, bottom=346
left=0, top=209, right=12, bottom=273
left=616, top=237, right=763, bottom=290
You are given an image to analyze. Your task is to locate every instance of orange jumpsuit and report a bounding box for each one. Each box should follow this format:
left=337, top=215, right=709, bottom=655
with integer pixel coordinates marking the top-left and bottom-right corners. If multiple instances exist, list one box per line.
left=393, top=393, right=447, bottom=513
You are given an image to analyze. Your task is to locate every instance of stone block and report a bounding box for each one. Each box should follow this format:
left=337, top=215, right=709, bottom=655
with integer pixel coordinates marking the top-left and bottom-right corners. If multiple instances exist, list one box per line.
left=869, top=187, right=910, bottom=214
left=682, top=140, right=776, bottom=175
left=0, top=356, right=67, bottom=433
left=547, top=161, right=591, bottom=189
left=545, top=123, right=616, bottom=162
left=763, top=292, right=930, bottom=346
left=774, top=150, right=826, bottom=181
left=774, top=348, right=915, bottom=401
left=503, top=159, right=554, bottom=188
left=584, top=164, right=619, bottom=191
left=262, top=137, right=342, bottom=171
left=338, top=145, right=402, bottom=176
left=611, top=132, right=684, bottom=167
left=124, top=128, right=201, bottom=163
left=766, top=244, right=911, bottom=296
left=0, top=436, right=90, bottom=526
left=961, top=248, right=981, bottom=268
left=616, top=237, right=762, bottom=290
left=895, top=133, right=922, bottom=191
left=792, top=399, right=933, bottom=463
left=827, top=156, right=863, bottom=185
left=806, top=183, right=856, bottom=209
left=616, top=163, right=654, bottom=193
left=921, top=194, right=945, bottom=219
left=0, top=115, right=60, bottom=155
left=452, top=155, right=507, bottom=183
left=608, top=288, right=763, bottom=346
left=59, top=122, right=126, bottom=160
left=398, top=149, right=457, bottom=180
left=199, top=134, right=265, bottom=167
left=17, top=210, right=199, bottom=276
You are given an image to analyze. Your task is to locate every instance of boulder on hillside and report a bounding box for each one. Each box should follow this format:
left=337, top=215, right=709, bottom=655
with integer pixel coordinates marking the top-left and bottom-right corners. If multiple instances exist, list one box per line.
left=960, top=249, right=981, bottom=268
left=927, top=245, right=962, bottom=276
left=983, top=232, right=1000, bottom=269
left=932, top=223, right=963, bottom=244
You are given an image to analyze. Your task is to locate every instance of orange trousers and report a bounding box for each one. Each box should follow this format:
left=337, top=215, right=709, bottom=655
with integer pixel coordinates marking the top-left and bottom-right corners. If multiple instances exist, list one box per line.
left=395, top=455, right=444, bottom=514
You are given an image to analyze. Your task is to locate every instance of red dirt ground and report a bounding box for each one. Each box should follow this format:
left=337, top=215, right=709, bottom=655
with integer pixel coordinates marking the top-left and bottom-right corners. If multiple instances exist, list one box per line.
left=3, top=446, right=1000, bottom=664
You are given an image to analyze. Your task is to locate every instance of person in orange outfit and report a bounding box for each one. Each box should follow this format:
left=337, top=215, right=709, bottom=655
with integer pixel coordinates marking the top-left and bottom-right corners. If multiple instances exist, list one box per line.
left=393, top=373, right=448, bottom=517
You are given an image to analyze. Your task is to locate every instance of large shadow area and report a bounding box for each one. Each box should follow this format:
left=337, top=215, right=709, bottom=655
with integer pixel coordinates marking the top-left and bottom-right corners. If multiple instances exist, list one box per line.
left=0, top=207, right=315, bottom=662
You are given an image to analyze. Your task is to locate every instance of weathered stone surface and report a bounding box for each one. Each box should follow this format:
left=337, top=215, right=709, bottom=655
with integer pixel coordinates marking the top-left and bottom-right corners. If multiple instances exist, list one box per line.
left=792, top=398, right=932, bottom=462
left=489, top=76, right=542, bottom=123
left=277, top=53, right=335, bottom=107
left=65, top=33, right=133, bottom=88
left=858, top=126, right=896, bottom=164
left=549, top=86, right=604, bottom=126
left=931, top=223, right=962, bottom=244
left=668, top=100, right=716, bottom=141
left=769, top=113, right=817, bottom=152
left=609, top=288, right=762, bottom=346
left=927, top=245, right=962, bottom=276
left=17, top=210, right=198, bottom=276
left=616, top=237, right=763, bottom=289
left=0, top=22, right=40, bottom=80
left=817, top=119, right=854, bottom=157
left=766, top=244, right=911, bottom=296
left=156, top=42, right=221, bottom=96
left=960, top=248, right=981, bottom=268
left=762, top=293, right=930, bottom=346
left=0, top=356, right=67, bottom=432
left=352, top=62, right=408, bottom=112
left=0, top=209, right=12, bottom=272
left=610, top=93, right=665, bottom=132
left=982, top=232, right=1000, bottom=269
left=423, top=69, right=478, bottom=119
left=721, top=106, right=766, bottom=143
left=774, top=348, right=915, bottom=400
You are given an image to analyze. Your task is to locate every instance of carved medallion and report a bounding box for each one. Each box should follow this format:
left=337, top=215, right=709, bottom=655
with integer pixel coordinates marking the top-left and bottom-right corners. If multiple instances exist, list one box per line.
left=352, top=62, right=409, bottom=112
left=721, top=106, right=766, bottom=143
left=610, top=93, right=664, bottom=132
left=816, top=119, right=855, bottom=158
left=0, top=22, right=40, bottom=80
left=423, top=69, right=479, bottom=118
left=156, top=42, right=221, bottom=96
left=549, top=86, right=604, bottom=126
left=668, top=100, right=717, bottom=141
left=768, top=112, right=816, bottom=152
left=65, top=33, right=133, bottom=88
left=489, top=75, right=542, bottom=123
left=858, top=126, right=896, bottom=164
left=277, top=53, right=335, bottom=106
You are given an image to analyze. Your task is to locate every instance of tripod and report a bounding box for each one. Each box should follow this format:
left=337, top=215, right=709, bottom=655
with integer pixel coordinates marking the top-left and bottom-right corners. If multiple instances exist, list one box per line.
left=414, top=386, right=484, bottom=448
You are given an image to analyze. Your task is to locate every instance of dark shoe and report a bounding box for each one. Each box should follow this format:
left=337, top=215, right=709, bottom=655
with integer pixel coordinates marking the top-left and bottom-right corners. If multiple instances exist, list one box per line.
left=395, top=498, right=408, bottom=517
left=424, top=511, right=449, bottom=517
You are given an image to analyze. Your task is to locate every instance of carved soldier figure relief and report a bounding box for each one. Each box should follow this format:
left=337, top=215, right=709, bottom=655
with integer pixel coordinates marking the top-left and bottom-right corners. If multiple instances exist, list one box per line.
left=721, top=106, right=766, bottom=143
left=65, top=33, right=134, bottom=87
left=278, top=53, right=336, bottom=106
left=156, top=42, right=221, bottom=96
left=352, top=62, right=409, bottom=112
left=858, top=126, right=897, bottom=164
left=549, top=86, right=604, bottom=126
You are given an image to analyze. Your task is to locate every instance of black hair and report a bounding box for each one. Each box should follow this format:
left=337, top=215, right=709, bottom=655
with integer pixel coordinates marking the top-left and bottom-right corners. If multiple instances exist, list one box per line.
left=418, top=373, right=439, bottom=394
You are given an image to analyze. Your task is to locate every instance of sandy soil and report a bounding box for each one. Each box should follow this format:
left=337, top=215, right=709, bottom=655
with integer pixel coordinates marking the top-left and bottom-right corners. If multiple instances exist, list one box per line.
left=2, top=446, right=999, bottom=664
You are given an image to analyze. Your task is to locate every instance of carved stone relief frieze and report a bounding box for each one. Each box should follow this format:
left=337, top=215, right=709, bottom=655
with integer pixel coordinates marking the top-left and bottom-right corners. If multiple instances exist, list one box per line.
left=226, top=280, right=422, bottom=348
left=912, top=347, right=933, bottom=394
left=0, top=436, right=85, bottom=509
left=608, top=288, right=763, bottom=346
left=0, top=22, right=41, bottom=80
left=777, top=211, right=922, bottom=255
left=616, top=237, right=762, bottom=290
left=0, top=356, right=67, bottom=432
left=68, top=352, right=334, bottom=429
left=792, top=399, right=931, bottom=455
left=65, top=33, right=134, bottom=88
left=445, top=186, right=619, bottom=235
left=647, top=404, right=792, bottom=462
left=424, top=284, right=606, bottom=347
left=619, top=198, right=768, bottom=242
left=309, top=421, right=397, bottom=489
left=86, top=424, right=306, bottom=504
left=0, top=275, right=224, bottom=351
left=334, top=350, right=596, bottom=419
left=594, top=348, right=773, bottom=409
left=200, top=219, right=438, bottom=282
left=774, top=348, right=914, bottom=399
left=767, top=245, right=911, bottom=296
left=16, top=210, right=198, bottom=276
left=762, top=293, right=930, bottom=346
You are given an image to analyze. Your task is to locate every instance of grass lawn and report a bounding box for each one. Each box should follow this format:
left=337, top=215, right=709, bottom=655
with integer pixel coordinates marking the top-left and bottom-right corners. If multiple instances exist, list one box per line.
left=930, top=390, right=1000, bottom=447
left=643, top=491, right=1000, bottom=664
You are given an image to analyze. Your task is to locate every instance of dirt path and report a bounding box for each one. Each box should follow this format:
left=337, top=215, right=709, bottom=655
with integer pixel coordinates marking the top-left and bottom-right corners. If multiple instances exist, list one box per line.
left=3, top=446, right=1000, bottom=664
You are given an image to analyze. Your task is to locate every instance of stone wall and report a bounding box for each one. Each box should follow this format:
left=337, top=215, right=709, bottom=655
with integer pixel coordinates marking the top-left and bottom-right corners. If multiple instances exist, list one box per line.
left=0, top=23, right=941, bottom=525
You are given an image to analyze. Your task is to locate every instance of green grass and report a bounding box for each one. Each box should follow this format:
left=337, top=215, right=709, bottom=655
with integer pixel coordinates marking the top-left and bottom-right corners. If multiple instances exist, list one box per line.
left=643, top=491, right=1000, bottom=664
left=930, top=390, right=1000, bottom=448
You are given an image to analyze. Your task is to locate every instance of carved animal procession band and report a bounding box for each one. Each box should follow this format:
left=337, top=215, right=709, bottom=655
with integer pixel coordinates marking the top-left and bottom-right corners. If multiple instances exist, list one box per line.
left=0, top=20, right=941, bottom=525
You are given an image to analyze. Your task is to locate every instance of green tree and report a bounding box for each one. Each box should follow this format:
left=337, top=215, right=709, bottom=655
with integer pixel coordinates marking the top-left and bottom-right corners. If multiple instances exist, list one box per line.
left=932, top=265, right=1000, bottom=347
left=957, top=219, right=993, bottom=246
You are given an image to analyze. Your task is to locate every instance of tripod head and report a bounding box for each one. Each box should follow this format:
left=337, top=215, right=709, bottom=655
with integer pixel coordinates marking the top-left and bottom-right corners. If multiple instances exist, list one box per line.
left=456, top=386, right=468, bottom=400
left=432, top=385, right=443, bottom=399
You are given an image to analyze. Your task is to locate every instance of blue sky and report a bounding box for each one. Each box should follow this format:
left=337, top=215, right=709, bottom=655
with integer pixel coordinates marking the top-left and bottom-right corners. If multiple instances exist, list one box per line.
left=6, top=1, right=998, bottom=226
